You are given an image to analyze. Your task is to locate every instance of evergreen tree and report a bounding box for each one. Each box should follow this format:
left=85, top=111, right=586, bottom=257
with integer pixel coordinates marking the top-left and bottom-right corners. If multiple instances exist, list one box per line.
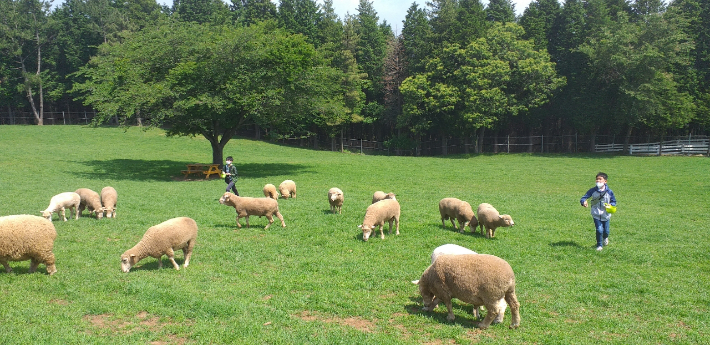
left=519, top=0, right=561, bottom=51
left=231, top=0, right=277, bottom=26
left=486, top=0, right=516, bottom=23
left=401, top=3, right=432, bottom=76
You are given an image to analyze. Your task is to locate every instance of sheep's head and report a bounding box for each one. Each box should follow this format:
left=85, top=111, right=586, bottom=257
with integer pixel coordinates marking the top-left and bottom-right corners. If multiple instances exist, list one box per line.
left=359, top=224, right=373, bottom=241
left=95, top=207, right=105, bottom=219
left=500, top=215, right=515, bottom=227
left=219, top=192, right=234, bottom=206
left=40, top=210, right=52, bottom=220
left=120, top=254, right=137, bottom=273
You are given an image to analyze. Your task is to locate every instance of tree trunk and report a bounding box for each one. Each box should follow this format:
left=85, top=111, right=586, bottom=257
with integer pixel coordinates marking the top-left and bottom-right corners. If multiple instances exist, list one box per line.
left=464, top=136, right=470, bottom=154
left=476, top=127, right=485, bottom=154
left=493, top=134, right=499, bottom=153
left=589, top=127, right=598, bottom=153
left=623, top=126, right=633, bottom=154
left=441, top=135, right=447, bottom=155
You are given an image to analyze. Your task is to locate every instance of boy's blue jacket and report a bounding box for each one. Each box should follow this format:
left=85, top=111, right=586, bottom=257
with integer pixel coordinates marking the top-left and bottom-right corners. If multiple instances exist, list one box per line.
left=580, top=184, right=616, bottom=221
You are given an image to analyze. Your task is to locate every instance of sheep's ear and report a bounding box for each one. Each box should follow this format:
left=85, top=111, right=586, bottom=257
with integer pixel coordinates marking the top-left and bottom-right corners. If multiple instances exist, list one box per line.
left=411, top=280, right=420, bottom=285
left=357, top=225, right=362, bottom=229
left=130, top=254, right=136, bottom=258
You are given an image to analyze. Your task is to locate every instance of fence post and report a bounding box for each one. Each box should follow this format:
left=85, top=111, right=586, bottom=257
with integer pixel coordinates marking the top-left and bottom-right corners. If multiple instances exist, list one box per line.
left=507, top=135, right=510, bottom=153
left=541, top=135, right=544, bottom=153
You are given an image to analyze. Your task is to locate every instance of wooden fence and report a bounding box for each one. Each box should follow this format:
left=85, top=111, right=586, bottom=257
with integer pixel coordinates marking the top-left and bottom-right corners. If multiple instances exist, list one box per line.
left=596, top=138, right=709, bottom=155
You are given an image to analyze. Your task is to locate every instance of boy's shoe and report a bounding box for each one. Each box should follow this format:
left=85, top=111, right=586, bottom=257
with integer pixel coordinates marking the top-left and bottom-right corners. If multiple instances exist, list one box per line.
left=596, top=246, right=603, bottom=251
left=603, top=238, right=609, bottom=246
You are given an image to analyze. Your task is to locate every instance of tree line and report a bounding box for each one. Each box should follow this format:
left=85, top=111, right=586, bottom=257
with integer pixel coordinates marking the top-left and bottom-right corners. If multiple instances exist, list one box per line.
left=1, top=0, right=708, bottom=160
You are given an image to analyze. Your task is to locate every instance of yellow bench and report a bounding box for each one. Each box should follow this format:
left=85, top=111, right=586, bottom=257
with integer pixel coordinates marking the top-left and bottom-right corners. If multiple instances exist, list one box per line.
left=182, top=164, right=221, bottom=179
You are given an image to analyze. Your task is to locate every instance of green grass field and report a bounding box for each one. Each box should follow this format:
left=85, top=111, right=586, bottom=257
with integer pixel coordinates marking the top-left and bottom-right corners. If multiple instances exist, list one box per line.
left=0, top=126, right=708, bottom=344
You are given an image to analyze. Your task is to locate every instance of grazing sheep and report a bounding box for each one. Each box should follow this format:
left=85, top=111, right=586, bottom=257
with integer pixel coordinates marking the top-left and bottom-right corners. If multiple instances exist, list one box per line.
left=438, top=198, right=478, bottom=233
left=100, top=186, right=117, bottom=218
left=372, top=191, right=396, bottom=204
left=279, top=180, right=297, bottom=199
left=263, top=184, right=279, bottom=200
left=120, top=217, right=198, bottom=273
left=358, top=199, right=400, bottom=241
left=219, top=192, right=286, bottom=229
left=75, top=188, right=104, bottom=219
left=328, top=187, right=344, bottom=214
left=477, top=203, right=515, bottom=238
left=41, top=192, right=81, bottom=221
left=0, top=215, right=57, bottom=275
left=416, top=254, right=520, bottom=329
left=428, top=244, right=507, bottom=324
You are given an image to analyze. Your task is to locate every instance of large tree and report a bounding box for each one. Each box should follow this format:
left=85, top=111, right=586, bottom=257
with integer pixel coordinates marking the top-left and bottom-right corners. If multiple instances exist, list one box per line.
left=0, top=0, right=55, bottom=125
left=74, top=22, right=348, bottom=163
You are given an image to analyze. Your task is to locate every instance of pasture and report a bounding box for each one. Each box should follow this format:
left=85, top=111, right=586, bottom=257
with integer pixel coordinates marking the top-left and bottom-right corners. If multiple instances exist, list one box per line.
left=0, top=125, right=708, bottom=344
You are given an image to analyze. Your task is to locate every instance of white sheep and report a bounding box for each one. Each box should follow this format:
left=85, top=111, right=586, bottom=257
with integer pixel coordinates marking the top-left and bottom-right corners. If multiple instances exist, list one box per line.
left=279, top=180, right=297, bottom=199
left=438, top=198, right=478, bottom=233
left=416, top=254, right=520, bottom=329
left=477, top=203, right=515, bottom=238
left=41, top=192, right=81, bottom=221
left=358, top=199, right=400, bottom=241
left=372, top=191, right=396, bottom=204
left=427, top=244, right=507, bottom=324
left=263, top=184, right=279, bottom=200
left=219, top=192, right=286, bottom=229
left=100, top=186, right=117, bottom=218
left=75, top=188, right=104, bottom=219
left=327, top=187, right=344, bottom=214
left=0, top=215, right=57, bottom=275
left=120, top=217, right=198, bottom=272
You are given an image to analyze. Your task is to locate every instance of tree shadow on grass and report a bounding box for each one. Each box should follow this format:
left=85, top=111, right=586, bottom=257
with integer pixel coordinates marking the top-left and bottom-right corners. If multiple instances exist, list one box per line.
left=74, top=159, right=311, bottom=182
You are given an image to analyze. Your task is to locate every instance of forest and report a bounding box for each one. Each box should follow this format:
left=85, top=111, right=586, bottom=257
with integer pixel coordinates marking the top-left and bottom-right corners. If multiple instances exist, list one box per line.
left=1, top=0, right=709, bottom=157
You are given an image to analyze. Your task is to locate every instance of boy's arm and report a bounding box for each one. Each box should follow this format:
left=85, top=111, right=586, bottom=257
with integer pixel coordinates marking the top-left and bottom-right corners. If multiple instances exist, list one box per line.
left=608, top=189, right=617, bottom=206
left=580, top=187, right=595, bottom=205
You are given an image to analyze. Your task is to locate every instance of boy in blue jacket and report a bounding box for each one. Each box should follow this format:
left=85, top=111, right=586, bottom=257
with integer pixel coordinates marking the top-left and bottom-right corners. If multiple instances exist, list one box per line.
left=580, top=172, right=617, bottom=251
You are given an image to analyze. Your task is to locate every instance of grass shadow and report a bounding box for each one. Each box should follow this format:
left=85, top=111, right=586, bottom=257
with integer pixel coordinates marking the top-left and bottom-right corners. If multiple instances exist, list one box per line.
left=74, top=159, right=311, bottom=182
left=404, top=296, right=480, bottom=328
left=549, top=241, right=584, bottom=248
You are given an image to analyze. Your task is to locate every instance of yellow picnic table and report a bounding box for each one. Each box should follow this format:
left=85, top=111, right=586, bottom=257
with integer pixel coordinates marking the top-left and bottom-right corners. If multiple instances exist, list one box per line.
left=181, top=164, right=222, bottom=179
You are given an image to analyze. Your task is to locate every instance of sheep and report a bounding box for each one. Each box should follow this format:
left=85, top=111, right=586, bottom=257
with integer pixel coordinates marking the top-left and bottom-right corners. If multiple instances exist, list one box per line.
left=120, top=217, right=197, bottom=273
left=263, top=184, right=279, bottom=200
left=372, top=191, right=396, bottom=204
left=279, top=180, right=297, bottom=199
left=327, top=187, right=344, bottom=214
left=219, top=192, right=286, bottom=229
left=75, top=188, right=104, bottom=219
left=427, top=244, right=507, bottom=324
left=0, top=215, right=57, bottom=275
left=358, top=199, right=400, bottom=241
left=416, top=254, right=520, bottom=329
left=41, top=192, right=81, bottom=221
left=438, top=198, right=478, bottom=233
left=100, top=186, right=117, bottom=218
left=476, top=203, right=515, bottom=238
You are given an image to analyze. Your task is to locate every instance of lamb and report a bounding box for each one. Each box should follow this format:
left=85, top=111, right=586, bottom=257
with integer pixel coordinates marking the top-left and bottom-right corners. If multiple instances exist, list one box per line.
left=477, top=203, right=515, bottom=238
left=427, top=244, right=507, bottom=324
left=327, top=187, right=344, bottom=214
left=0, top=215, right=57, bottom=275
left=358, top=198, right=400, bottom=241
left=438, top=198, right=478, bottom=233
left=371, top=191, right=396, bottom=204
left=75, top=188, right=104, bottom=219
left=41, top=192, right=81, bottom=221
left=100, top=186, right=117, bottom=218
left=416, top=254, right=520, bottom=329
left=263, top=184, right=279, bottom=200
left=219, top=192, right=286, bottom=229
left=120, top=217, right=198, bottom=273
left=279, top=180, right=297, bottom=199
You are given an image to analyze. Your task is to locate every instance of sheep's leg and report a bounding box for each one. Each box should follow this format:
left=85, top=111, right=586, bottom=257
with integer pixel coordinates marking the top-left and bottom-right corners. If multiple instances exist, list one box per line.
left=29, top=259, right=39, bottom=273
left=183, top=243, right=193, bottom=268
left=505, top=290, right=521, bottom=329
left=264, top=215, right=274, bottom=230
left=1, top=260, right=11, bottom=273
left=476, top=302, right=499, bottom=329
left=235, top=215, right=242, bottom=228
left=387, top=219, right=393, bottom=234
left=491, top=228, right=496, bottom=238
left=157, top=256, right=163, bottom=269
left=394, top=217, right=400, bottom=235
left=444, top=298, right=456, bottom=322
left=275, top=211, right=286, bottom=227
left=245, top=215, right=251, bottom=228
left=378, top=225, right=385, bottom=240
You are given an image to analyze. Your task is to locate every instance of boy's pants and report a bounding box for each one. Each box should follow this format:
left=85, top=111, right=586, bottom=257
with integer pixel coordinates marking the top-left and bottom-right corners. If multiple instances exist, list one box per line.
left=226, top=179, right=239, bottom=196
left=593, top=218, right=610, bottom=247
